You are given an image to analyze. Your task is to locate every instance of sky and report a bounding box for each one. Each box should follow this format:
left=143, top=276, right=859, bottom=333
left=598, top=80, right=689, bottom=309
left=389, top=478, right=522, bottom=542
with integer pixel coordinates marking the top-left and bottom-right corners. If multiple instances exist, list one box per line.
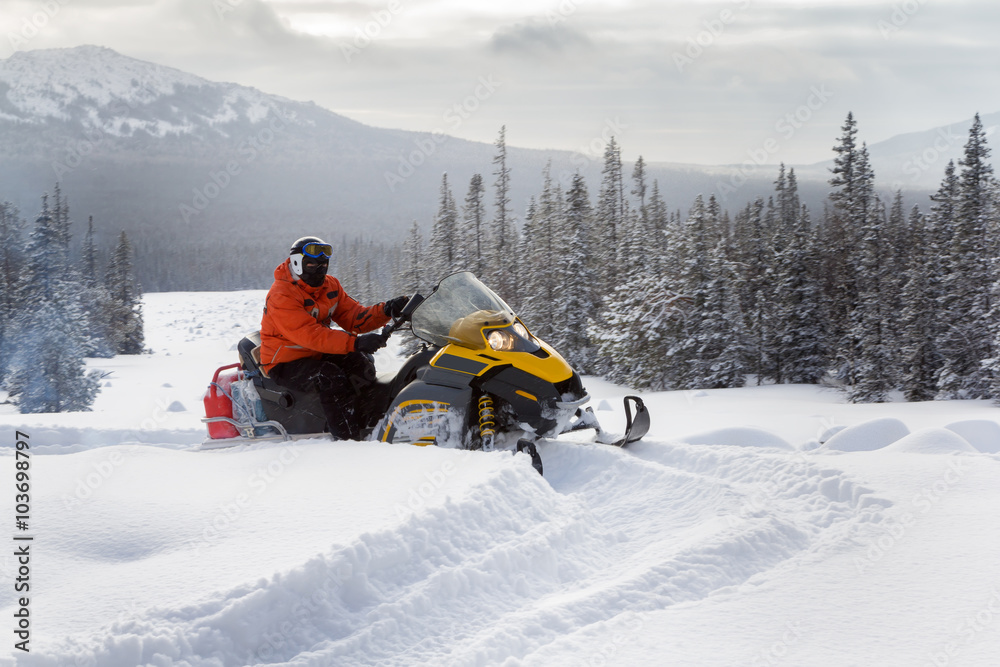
left=2, top=0, right=999, bottom=165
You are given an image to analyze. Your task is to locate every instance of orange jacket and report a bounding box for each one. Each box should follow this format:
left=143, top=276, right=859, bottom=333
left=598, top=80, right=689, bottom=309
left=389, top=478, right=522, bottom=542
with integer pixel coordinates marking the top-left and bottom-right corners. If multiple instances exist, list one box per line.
left=259, top=259, right=390, bottom=373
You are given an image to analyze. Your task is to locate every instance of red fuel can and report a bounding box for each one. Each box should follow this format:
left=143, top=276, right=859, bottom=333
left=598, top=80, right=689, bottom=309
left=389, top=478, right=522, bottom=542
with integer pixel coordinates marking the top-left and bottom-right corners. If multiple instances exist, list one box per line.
left=204, top=363, right=242, bottom=439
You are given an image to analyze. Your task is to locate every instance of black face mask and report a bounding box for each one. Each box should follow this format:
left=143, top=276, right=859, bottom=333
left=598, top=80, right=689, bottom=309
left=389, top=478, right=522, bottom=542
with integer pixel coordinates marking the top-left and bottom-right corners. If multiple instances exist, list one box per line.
left=300, top=257, right=328, bottom=287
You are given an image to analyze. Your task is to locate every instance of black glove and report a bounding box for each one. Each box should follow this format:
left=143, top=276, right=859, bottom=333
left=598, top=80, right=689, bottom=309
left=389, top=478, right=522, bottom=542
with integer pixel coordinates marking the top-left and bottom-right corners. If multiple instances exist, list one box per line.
left=355, top=332, right=388, bottom=354
left=383, top=295, right=409, bottom=318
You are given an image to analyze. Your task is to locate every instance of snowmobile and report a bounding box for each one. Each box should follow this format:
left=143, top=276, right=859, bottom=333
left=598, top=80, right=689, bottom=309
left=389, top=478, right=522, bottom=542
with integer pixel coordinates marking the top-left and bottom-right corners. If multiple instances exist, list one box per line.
left=202, top=271, right=649, bottom=473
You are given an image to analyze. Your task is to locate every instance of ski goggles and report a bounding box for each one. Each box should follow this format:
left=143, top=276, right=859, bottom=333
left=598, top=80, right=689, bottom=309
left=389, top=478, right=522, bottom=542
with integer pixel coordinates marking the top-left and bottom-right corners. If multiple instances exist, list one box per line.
left=300, top=242, right=333, bottom=259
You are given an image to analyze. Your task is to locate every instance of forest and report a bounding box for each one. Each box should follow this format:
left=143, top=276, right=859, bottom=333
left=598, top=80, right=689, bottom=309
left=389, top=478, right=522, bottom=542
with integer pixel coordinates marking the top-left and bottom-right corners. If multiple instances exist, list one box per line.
left=0, top=186, right=143, bottom=413
left=2, top=111, right=997, bottom=412
left=402, top=114, right=1000, bottom=404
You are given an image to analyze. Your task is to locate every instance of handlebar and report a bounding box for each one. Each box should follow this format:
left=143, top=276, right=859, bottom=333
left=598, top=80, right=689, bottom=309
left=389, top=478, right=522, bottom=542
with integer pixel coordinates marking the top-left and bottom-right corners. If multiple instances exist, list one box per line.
left=380, top=293, right=425, bottom=338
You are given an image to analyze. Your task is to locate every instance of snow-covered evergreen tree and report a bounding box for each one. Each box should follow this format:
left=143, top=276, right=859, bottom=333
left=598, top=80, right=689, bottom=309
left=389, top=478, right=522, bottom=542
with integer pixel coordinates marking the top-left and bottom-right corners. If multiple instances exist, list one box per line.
left=490, top=126, right=516, bottom=300
left=847, top=195, right=894, bottom=403
left=518, top=165, right=562, bottom=340
left=595, top=137, right=627, bottom=291
left=103, top=231, right=145, bottom=355
left=654, top=195, right=746, bottom=389
left=732, top=196, right=773, bottom=382
left=7, top=209, right=101, bottom=412
left=459, top=174, right=487, bottom=278
left=400, top=221, right=424, bottom=292
left=900, top=206, right=940, bottom=401
left=551, top=173, right=597, bottom=371
left=7, top=301, right=101, bottom=413
left=647, top=180, right=671, bottom=275
left=429, top=173, right=460, bottom=279
left=935, top=114, right=997, bottom=398
left=81, top=215, right=99, bottom=288
left=826, top=113, right=876, bottom=388
left=769, top=167, right=827, bottom=384
left=0, top=201, right=25, bottom=384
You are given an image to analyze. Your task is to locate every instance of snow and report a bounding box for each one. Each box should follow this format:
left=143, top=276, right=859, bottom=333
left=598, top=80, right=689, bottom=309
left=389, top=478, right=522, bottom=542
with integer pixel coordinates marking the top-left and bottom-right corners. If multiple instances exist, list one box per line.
left=946, top=419, right=1000, bottom=453
left=884, top=428, right=978, bottom=454
left=2, top=290, right=1000, bottom=666
left=821, top=416, right=910, bottom=452
left=0, top=46, right=298, bottom=137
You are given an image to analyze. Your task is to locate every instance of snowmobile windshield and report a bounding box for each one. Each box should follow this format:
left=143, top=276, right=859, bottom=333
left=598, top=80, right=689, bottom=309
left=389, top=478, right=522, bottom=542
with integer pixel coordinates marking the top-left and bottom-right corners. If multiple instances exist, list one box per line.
left=411, top=272, right=518, bottom=349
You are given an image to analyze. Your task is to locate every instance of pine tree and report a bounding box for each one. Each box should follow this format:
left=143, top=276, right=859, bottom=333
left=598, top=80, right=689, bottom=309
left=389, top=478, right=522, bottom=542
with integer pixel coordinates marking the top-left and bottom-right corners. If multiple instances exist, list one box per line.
left=81, top=215, right=99, bottom=288
left=900, top=206, right=940, bottom=401
left=7, top=301, right=101, bottom=413
left=490, top=126, right=515, bottom=299
left=647, top=180, right=670, bottom=274
left=7, top=207, right=101, bottom=412
left=518, top=164, right=563, bottom=340
left=731, top=196, right=772, bottom=382
left=459, top=174, right=487, bottom=277
left=552, top=173, right=597, bottom=371
left=847, top=195, right=894, bottom=403
left=0, top=202, right=25, bottom=384
left=936, top=114, right=997, bottom=398
left=595, top=137, right=627, bottom=290
left=429, top=173, right=459, bottom=279
left=103, top=231, right=145, bottom=354
left=654, top=195, right=746, bottom=389
left=769, top=167, right=827, bottom=384
left=401, top=221, right=424, bottom=292
left=621, top=156, right=651, bottom=268
left=827, top=114, right=876, bottom=388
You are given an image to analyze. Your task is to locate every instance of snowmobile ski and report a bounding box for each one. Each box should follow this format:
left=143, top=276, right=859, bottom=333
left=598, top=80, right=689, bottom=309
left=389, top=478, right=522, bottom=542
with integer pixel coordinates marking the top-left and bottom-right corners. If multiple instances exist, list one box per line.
left=567, top=395, right=650, bottom=447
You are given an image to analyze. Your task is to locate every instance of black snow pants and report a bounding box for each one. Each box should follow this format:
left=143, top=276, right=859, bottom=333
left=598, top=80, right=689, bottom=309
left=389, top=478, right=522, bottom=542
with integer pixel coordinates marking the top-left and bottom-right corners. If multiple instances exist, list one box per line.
left=269, top=352, right=376, bottom=440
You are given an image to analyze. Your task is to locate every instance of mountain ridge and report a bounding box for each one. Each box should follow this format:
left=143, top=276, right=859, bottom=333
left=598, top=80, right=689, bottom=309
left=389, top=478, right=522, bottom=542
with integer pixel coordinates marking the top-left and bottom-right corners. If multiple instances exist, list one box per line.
left=1, top=45, right=990, bottom=290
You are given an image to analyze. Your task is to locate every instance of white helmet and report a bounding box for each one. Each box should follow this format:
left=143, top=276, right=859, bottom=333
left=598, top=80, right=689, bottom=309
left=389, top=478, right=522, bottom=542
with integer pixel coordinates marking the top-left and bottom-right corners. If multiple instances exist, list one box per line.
left=288, top=236, right=332, bottom=277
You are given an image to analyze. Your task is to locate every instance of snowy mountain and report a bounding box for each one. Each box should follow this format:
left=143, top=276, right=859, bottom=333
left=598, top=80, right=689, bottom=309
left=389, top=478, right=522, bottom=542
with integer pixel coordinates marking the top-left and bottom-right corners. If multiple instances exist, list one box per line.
left=0, top=45, right=373, bottom=148
left=1, top=290, right=999, bottom=665
left=0, top=47, right=804, bottom=278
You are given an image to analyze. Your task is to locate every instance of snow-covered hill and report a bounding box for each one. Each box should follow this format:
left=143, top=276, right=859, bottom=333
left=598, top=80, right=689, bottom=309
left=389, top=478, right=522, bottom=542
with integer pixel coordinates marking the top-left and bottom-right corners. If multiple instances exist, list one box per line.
left=1, top=291, right=1000, bottom=666
left=0, top=45, right=351, bottom=139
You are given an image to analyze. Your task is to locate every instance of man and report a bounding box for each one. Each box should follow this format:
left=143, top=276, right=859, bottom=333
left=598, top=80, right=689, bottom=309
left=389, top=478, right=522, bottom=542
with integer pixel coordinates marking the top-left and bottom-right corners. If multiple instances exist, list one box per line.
left=259, top=236, right=408, bottom=439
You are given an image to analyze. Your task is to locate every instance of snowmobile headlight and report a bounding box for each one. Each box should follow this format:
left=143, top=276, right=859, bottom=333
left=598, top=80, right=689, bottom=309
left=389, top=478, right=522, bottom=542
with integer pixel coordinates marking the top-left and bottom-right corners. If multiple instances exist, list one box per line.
left=513, top=322, right=531, bottom=340
left=487, top=329, right=516, bottom=351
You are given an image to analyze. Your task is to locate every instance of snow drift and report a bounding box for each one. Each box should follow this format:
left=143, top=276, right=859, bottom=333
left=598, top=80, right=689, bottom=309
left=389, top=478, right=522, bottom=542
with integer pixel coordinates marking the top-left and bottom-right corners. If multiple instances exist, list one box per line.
left=2, top=291, right=1000, bottom=666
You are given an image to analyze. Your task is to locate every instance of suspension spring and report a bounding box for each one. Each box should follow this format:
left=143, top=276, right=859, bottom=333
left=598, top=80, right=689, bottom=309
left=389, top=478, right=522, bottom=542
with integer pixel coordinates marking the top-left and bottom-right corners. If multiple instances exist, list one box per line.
left=478, top=394, right=496, bottom=452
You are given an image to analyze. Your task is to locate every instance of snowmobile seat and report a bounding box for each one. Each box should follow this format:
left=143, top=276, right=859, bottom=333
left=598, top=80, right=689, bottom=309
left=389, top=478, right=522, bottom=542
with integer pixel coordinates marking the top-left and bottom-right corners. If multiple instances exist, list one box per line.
left=238, top=334, right=268, bottom=377
left=237, top=332, right=327, bottom=434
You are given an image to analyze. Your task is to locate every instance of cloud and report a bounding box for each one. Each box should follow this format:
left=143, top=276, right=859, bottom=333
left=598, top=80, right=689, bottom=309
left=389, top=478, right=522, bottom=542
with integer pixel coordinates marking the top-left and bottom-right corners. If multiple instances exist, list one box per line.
left=4, top=0, right=1000, bottom=165
left=490, top=20, right=593, bottom=56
